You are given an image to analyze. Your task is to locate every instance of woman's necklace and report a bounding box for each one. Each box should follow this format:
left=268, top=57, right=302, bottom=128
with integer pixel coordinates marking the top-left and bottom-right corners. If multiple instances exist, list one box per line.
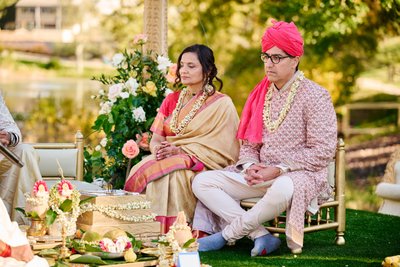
left=263, top=71, right=304, bottom=132
left=170, top=88, right=208, bottom=135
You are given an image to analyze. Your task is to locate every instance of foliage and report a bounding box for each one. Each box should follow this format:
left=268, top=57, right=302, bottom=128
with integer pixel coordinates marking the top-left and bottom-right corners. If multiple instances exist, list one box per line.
left=84, top=36, right=175, bottom=188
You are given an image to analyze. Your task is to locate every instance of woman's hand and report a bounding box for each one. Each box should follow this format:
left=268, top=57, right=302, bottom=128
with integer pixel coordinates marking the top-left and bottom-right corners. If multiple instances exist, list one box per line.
left=155, top=141, right=183, bottom=161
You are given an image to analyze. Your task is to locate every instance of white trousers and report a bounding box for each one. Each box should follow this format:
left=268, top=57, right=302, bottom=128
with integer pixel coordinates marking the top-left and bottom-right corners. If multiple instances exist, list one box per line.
left=0, top=144, right=42, bottom=224
left=192, top=170, right=293, bottom=242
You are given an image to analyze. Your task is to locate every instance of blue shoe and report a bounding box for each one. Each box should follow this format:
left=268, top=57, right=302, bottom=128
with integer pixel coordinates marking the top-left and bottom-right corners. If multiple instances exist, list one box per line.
left=198, top=232, right=227, bottom=251
left=251, top=234, right=281, bottom=256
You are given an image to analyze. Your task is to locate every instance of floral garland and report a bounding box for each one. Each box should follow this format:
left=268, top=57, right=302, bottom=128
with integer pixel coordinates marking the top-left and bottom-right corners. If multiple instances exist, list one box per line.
left=263, top=71, right=304, bottom=132
left=80, top=202, right=156, bottom=223
left=48, top=180, right=81, bottom=234
left=169, top=88, right=208, bottom=135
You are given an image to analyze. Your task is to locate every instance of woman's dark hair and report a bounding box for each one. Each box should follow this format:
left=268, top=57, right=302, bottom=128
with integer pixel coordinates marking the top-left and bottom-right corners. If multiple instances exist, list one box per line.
left=175, top=44, right=223, bottom=95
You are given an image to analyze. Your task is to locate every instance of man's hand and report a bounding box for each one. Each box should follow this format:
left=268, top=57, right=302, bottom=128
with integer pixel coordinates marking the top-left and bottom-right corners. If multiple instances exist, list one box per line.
left=155, top=141, right=182, bottom=161
left=244, top=164, right=281, bottom=186
left=0, top=130, right=10, bottom=146
left=10, top=244, right=34, bottom=262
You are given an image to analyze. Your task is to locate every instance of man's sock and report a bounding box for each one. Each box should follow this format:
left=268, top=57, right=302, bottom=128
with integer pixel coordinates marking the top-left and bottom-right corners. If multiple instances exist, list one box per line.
left=250, top=234, right=281, bottom=257
left=198, top=232, right=227, bottom=251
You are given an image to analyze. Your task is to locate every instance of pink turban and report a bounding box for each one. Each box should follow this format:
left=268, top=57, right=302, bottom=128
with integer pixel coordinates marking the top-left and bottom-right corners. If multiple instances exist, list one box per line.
left=261, top=20, right=304, bottom=56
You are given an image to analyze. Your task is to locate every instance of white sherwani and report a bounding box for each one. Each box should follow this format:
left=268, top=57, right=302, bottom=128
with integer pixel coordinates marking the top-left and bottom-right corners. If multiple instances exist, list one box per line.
left=0, top=93, right=42, bottom=224
left=0, top=199, right=49, bottom=266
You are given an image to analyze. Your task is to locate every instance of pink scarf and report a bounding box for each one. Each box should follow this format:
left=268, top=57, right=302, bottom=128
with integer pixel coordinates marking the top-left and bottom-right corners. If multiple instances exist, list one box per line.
left=236, top=77, right=270, bottom=143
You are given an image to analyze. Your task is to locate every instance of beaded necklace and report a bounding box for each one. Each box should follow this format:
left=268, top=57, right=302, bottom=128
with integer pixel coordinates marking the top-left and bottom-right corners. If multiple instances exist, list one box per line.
left=169, top=88, right=208, bottom=135
left=263, top=71, right=304, bottom=132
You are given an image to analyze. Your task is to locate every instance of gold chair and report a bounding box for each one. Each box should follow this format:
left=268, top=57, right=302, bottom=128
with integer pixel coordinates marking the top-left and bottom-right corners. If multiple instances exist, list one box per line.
left=240, top=139, right=346, bottom=254
left=376, top=147, right=400, bottom=216
left=32, top=130, right=84, bottom=181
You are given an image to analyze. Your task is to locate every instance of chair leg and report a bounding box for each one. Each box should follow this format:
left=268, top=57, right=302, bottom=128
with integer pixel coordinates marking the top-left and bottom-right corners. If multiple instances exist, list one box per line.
left=335, top=231, right=345, bottom=245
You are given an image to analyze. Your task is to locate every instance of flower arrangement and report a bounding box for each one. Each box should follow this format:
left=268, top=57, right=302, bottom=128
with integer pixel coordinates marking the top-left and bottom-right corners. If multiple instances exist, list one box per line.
left=156, top=211, right=198, bottom=267
left=17, top=181, right=50, bottom=219
left=71, top=229, right=141, bottom=263
left=45, top=180, right=81, bottom=230
left=84, top=33, right=178, bottom=189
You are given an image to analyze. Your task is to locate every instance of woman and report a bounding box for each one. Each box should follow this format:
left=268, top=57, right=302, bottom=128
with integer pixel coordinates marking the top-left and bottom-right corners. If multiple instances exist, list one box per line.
left=124, top=44, right=240, bottom=232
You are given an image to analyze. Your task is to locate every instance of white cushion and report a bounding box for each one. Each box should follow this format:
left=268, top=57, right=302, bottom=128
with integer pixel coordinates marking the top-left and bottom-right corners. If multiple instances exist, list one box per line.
left=376, top=183, right=400, bottom=201
left=394, top=161, right=400, bottom=184
left=36, top=149, right=78, bottom=178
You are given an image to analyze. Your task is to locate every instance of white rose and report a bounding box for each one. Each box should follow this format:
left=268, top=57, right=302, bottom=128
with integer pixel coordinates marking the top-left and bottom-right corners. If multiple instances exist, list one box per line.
left=120, top=92, right=129, bottom=99
left=108, top=83, right=124, bottom=102
left=157, top=55, right=172, bottom=72
left=111, top=53, right=124, bottom=67
left=125, top=78, right=139, bottom=96
left=99, top=101, right=112, bottom=115
left=100, top=138, right=107, bottom=147
left=132, top=107, right=146, bottom=122
left=95, top=145, right=101, bottom=151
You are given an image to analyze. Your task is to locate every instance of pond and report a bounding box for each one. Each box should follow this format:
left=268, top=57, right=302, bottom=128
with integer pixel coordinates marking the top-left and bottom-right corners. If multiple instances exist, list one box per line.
left=0, top=77, right=102, bottom=143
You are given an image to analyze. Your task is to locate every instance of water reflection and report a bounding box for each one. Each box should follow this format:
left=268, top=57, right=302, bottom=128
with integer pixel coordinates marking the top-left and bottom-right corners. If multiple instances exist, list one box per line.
left=0, top=77, right=103, bottom=143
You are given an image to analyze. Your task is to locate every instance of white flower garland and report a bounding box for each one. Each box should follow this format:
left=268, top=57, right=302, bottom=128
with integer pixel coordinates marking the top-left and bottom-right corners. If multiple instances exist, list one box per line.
left=169, top=88, right=208, bottom=135
left=24, top=192, right=49, bottom=206
left=48, top=185, right=81, bottom=232
left=80, top=202, right=156, bottom=223
left=263, top=71, right=304, bottom=132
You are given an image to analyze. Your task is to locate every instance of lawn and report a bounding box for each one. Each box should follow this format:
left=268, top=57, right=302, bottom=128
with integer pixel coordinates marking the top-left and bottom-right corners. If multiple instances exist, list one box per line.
left=199, top=209, right=400, bottom=267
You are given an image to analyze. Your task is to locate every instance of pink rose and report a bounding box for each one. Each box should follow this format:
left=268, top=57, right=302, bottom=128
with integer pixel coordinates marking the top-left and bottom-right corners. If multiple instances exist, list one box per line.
left=122, top=140, right=140, bottom=159
left=136, top=132, right=150, bottom=150
left=133, top=34, right=148, bottom=45
left=165, top=63, right=177, bottom=83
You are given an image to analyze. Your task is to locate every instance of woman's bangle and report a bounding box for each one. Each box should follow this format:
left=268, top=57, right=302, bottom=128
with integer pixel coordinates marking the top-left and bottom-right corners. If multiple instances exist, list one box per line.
left=0, top=244, right=11, bottom=257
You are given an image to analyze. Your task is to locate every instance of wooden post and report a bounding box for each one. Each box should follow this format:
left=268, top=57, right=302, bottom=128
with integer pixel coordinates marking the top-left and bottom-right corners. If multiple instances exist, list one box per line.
left=335, top=138, right=346, bottom=245
left=143, top=0, right=168, bottom=56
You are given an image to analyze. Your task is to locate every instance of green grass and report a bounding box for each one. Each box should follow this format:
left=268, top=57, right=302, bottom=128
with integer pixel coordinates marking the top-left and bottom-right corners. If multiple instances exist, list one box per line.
left=199, top=209, right=400, bottom=267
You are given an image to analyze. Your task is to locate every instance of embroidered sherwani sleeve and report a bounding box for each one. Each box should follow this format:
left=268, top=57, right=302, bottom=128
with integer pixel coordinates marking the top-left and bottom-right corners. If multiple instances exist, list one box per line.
left=235, top=140, right=261, bottom=170
left=285, top=90, right=337, bottom=172
left=0, top=94, right=21, bottom=146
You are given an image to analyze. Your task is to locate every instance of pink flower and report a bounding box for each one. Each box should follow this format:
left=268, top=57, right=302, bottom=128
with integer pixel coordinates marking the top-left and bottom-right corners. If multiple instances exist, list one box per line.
left=136, top=132, right=150, bottom=150
left=57, top=180, right=73, bottom=198
left=165, top=63, right=177, bottom=83
left=133, top=34, right=148, bottom=45
left=122, top=140, right=140, bottom=159
left=33, top=181, right=48, bottom=197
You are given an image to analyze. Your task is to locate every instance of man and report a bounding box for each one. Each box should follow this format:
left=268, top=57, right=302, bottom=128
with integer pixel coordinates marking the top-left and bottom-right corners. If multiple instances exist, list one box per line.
left=0, top=92, right=42, bottom=224
left=192, top=20, right=337, bottom=256
left=0, top=198, right=49, bottom=266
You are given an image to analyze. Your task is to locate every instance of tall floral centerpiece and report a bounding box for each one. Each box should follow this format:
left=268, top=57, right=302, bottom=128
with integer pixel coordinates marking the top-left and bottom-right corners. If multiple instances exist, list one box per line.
left=84, top=34, right=176, bottom=188
left=46, top=180, right=81, bottom=237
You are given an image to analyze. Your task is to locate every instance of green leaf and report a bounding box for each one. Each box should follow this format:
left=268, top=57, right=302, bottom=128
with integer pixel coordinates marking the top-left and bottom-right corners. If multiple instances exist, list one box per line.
left=27, top=210, right=40, bottom=219
left=182, top=238, right=196, bottom=249
left=79, top=196, right=96, bottom=206
left=69, top=254, right=108, bottom=264
left=45, top=209, right=57, bottom=225
left=15, top=207, right=27, bottom=217
left=59, top=199, right=73, bottom=212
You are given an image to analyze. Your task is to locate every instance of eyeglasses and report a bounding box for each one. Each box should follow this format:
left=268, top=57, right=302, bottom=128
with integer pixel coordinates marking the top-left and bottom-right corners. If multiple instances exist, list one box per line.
left=260, top=53, right=294, bottom=64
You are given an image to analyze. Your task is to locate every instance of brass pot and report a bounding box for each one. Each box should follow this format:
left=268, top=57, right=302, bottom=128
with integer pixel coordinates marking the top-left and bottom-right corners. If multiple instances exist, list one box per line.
left=27, top=218, right=47, bottom=237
